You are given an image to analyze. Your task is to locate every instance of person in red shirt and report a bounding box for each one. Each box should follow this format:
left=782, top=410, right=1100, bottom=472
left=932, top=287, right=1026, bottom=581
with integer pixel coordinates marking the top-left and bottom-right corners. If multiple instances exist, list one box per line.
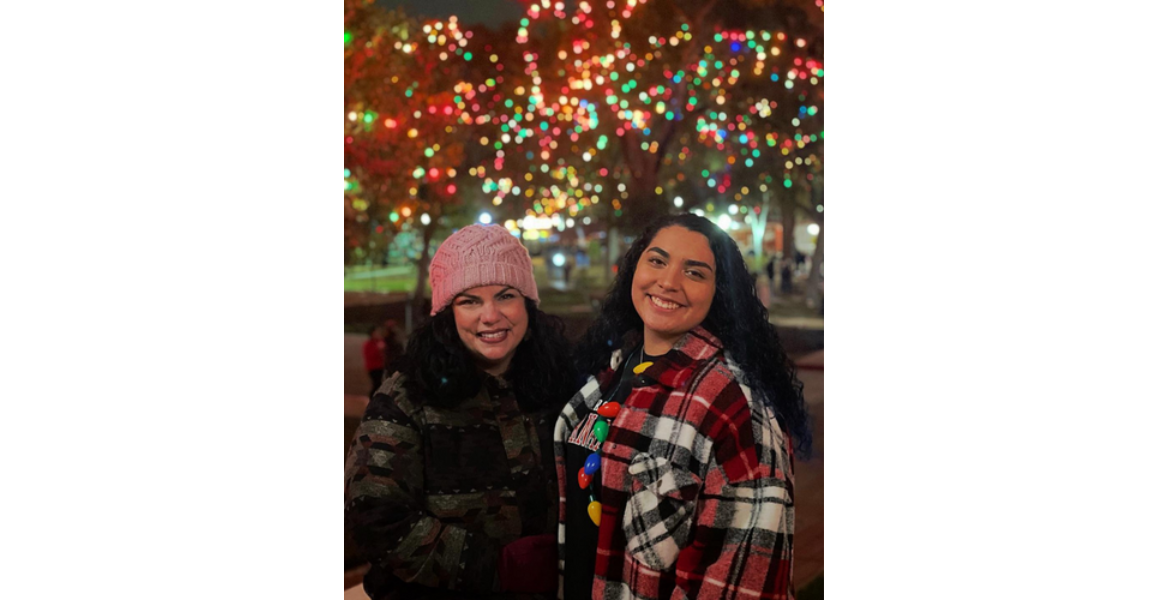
left=362, top=325, right=386, bottom=398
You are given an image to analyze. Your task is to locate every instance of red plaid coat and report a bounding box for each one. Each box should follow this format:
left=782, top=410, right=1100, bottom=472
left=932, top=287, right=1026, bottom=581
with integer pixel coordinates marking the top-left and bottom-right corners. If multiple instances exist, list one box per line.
left=554, top=327, right=796, bottom=600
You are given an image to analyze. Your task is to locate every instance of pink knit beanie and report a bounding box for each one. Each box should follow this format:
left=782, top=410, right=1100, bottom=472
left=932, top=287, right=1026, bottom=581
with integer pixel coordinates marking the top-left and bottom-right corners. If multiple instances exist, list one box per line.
left=429, top=224, right=540, bottom=315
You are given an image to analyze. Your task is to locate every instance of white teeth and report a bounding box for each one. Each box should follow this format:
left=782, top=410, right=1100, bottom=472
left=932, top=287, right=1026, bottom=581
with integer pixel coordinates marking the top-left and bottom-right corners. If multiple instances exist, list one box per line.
left=479, top=331, right=506, bottom=339
left=650, top=296, right=680, bottom=310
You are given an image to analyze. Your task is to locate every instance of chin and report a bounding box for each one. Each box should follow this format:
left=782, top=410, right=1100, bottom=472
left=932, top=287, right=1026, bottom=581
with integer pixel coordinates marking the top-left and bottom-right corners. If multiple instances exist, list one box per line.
left=479, top=350, right=508, bottom=363
left=650, top=326, right=687, bottom=340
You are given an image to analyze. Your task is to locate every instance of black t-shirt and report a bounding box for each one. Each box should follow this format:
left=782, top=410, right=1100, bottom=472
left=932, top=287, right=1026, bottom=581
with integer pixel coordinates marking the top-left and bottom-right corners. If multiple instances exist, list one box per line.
left=562, top=347, right=657, bottom=600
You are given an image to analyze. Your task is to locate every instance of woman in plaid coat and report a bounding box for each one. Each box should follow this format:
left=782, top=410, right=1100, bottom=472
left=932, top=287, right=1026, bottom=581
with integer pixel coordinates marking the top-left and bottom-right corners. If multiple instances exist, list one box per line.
left=555, top=215, right=810, bottom=600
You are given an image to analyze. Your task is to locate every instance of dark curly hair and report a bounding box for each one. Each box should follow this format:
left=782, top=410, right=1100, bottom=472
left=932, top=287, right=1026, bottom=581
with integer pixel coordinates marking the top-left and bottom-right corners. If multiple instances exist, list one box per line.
left=388, top=297, right=577, bottom=414
left=573, top=214, right=812, bottom=458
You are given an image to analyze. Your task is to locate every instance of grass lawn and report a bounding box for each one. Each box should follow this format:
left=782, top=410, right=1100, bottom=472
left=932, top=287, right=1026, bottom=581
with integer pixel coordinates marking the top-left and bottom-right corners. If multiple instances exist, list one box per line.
left=344, top=265, right=418, bottom=294
left=344, top=257, right=615, bottom=299
left=344, top=258, right=821, bottom=324
left=343, top=277, right=417, bottom=294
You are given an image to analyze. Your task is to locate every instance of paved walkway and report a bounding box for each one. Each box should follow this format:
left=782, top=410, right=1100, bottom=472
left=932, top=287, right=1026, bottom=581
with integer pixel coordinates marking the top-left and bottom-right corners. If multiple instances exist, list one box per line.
left=791, top=355, right=824, bottom=589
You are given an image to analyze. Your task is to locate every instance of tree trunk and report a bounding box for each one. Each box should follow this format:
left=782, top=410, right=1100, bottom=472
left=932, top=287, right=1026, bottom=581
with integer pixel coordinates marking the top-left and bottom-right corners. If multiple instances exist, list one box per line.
left=805, top=223, right=824, bottom=314
left=750, top=191, right=771, bottom=259
left=409, top=215, right=439, bottom=329
left=780, top=192, right=796, bottom=260
left=606, top=225, right=621, bottom=283
left=618, top=137, right=667, bottom=235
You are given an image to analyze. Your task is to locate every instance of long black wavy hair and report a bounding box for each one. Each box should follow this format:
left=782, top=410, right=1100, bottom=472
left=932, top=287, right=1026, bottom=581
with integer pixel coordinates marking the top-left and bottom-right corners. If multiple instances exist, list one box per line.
left=573, top=214, right=812, bottom=458
left=389, top=297, right=577, bottom=414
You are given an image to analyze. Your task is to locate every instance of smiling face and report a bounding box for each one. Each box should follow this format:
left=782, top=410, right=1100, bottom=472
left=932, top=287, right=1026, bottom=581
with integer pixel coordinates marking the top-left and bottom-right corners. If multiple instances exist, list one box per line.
left=452, top=285, right=530, bottom=376
left=630, top=225, right=717, bottom=354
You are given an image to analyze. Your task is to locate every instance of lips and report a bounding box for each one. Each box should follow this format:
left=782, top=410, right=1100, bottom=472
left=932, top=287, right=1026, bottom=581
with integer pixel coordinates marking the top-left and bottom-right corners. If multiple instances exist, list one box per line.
left=647, top=294, right=683, bottom=310
left=476, top=329, right=509, bottom=343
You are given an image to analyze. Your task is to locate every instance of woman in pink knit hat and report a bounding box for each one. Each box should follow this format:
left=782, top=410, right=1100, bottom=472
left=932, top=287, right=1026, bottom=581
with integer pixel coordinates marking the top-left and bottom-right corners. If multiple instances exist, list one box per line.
left=345, top=224, right=576, bottom=600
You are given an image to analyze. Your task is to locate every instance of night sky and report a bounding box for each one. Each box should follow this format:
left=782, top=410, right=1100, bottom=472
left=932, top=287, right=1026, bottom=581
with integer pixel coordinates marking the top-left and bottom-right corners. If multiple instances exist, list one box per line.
left=376, top=0, right=524, bottom=28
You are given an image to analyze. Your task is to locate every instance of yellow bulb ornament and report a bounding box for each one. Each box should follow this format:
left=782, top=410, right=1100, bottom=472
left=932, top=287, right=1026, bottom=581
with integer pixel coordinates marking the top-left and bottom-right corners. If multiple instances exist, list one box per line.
left=587, top=501, right=602, bottom=526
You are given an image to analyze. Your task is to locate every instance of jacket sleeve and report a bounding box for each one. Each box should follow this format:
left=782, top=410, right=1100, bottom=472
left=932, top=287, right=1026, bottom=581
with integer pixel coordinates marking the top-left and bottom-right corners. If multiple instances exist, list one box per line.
left=344, top=376, right=501, bottom=592
left=673, top=383, right=796, bottom=600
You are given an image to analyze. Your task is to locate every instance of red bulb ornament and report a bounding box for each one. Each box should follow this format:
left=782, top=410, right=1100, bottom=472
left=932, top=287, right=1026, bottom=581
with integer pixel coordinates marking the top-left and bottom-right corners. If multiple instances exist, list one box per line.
left=597, top=402, right=620, bottom=419
left=578, top=467, right=593, bottom=489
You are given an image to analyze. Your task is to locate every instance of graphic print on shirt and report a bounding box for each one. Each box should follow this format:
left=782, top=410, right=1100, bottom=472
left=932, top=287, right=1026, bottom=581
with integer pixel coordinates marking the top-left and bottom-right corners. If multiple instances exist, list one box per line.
left=567, top=411, right=602, bottom=452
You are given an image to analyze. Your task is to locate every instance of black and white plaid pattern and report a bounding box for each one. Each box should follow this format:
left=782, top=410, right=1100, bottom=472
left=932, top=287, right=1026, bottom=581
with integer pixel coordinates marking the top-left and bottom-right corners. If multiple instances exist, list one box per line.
left=554, top=327, right=797, bottom=600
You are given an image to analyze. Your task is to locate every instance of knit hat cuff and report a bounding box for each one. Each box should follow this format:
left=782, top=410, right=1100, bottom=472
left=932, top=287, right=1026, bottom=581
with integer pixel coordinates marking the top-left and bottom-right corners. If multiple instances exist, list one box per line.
left=430, top=259, right=540, bottom=315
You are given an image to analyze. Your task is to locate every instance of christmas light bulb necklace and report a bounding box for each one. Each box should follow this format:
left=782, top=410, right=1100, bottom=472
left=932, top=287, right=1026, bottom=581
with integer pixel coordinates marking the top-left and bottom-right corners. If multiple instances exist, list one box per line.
left=579, top=346, right=654, bottom=526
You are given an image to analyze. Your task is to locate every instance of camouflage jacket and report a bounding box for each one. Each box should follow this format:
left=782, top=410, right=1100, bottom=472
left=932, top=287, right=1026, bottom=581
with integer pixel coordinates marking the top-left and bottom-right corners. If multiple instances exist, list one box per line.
left=345, top=371, right=559, bottom=600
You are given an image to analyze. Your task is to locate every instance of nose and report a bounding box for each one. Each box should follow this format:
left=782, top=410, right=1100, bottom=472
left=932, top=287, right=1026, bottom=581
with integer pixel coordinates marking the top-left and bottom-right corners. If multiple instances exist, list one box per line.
left=480, top=300, right=502, bottom=324
left=657, top=267, right=681, bottom=291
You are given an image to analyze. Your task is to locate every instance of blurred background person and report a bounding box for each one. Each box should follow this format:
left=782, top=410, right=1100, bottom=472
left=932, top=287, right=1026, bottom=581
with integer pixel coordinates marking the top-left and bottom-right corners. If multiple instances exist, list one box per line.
left=766, top=252, right=779, bottom=293
left=781, top=256, right=795, bottom=295
left=362, top=324, right=386, bottom=398
left=756, top=270, right=772, bottom=308
left=380, top=318, right=404, bottom=369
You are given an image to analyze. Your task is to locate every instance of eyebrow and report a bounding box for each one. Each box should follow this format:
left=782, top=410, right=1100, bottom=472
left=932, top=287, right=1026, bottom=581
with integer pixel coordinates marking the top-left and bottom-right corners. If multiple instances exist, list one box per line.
left=455, top=286, right=518, bottom=301
left=647, top=246, right=714, bottom=272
